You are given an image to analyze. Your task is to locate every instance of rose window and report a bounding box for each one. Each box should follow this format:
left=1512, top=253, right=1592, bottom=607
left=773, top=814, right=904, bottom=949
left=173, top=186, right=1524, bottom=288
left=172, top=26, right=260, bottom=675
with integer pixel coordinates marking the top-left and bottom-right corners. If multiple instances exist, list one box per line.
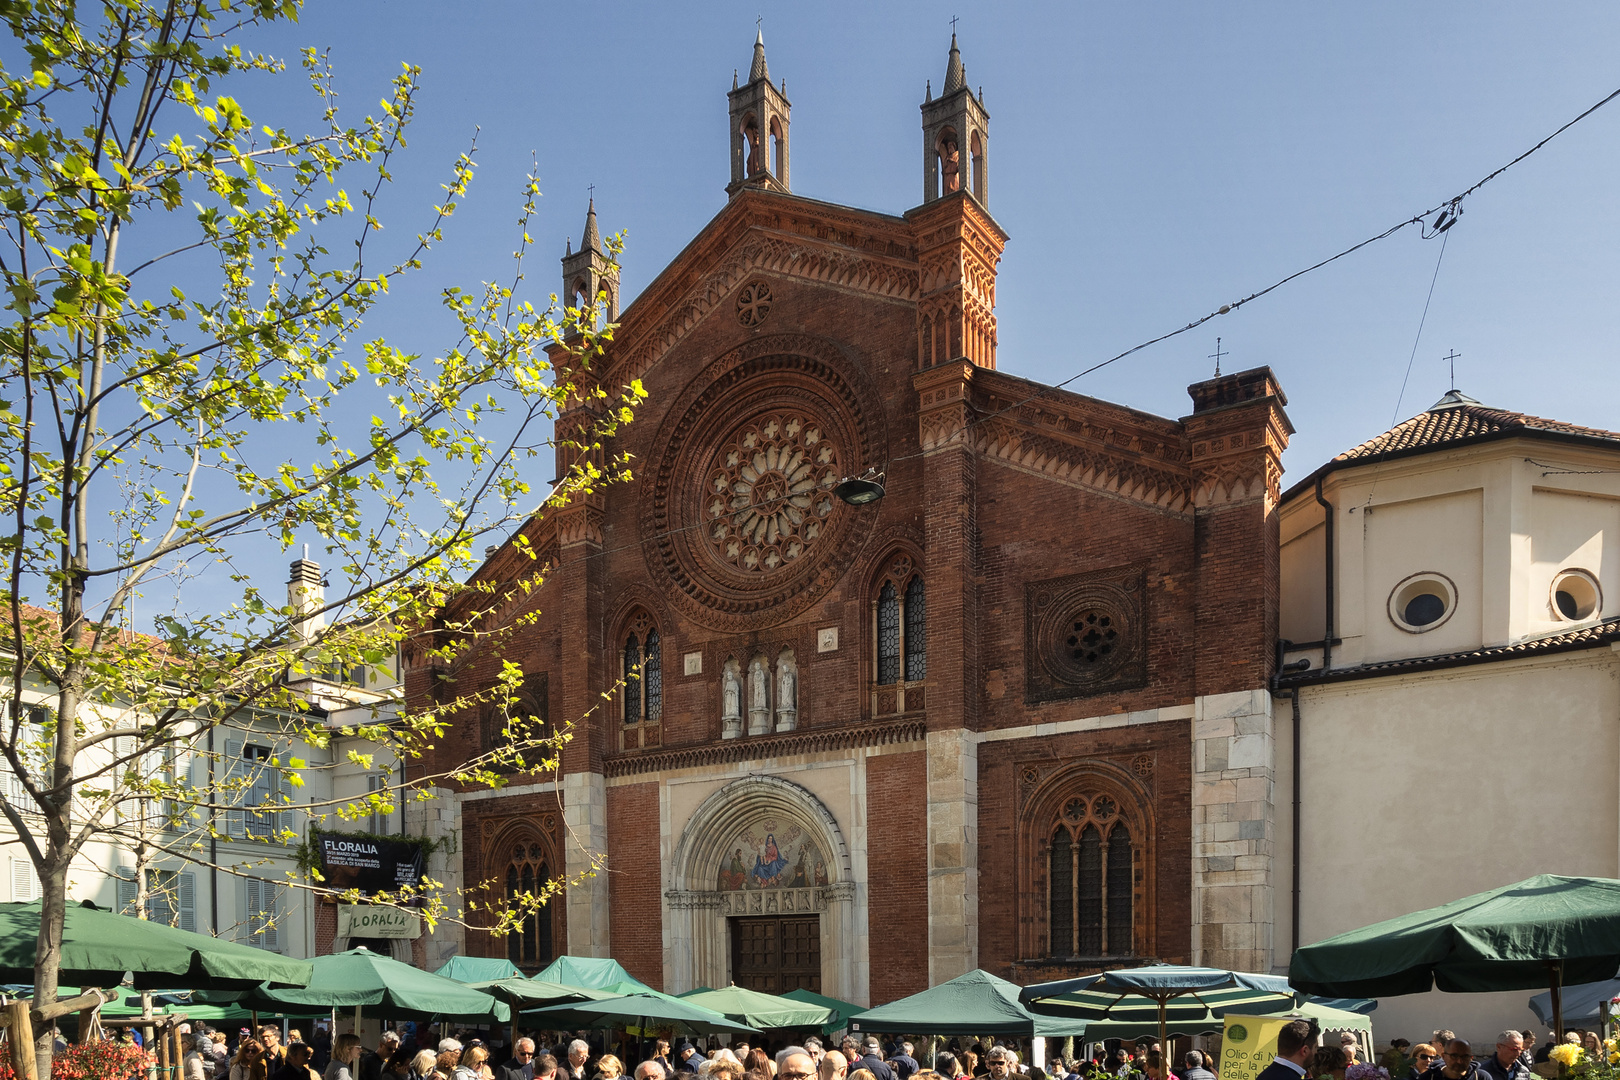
left=706, top=412, right=840, bottom=573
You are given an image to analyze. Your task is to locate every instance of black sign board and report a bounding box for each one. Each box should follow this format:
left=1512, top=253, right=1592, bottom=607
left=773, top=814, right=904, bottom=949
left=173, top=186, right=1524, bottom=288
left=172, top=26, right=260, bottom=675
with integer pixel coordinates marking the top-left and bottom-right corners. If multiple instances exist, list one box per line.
left=315, top=831, right=425, bottom=897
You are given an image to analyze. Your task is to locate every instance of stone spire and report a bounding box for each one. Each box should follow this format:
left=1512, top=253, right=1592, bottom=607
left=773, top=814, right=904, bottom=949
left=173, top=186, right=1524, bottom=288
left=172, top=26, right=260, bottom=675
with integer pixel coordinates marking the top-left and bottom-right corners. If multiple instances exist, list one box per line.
left=942, top=32, right=965, bottom=94
left=580, top=198, right=600, bottom=254
left=749, top=28, right=769, bottom=84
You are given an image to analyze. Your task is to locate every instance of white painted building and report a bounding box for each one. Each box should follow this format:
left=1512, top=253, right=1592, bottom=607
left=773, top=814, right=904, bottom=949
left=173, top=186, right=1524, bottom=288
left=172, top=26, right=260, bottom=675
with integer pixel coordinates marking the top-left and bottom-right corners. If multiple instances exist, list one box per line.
left=1275, top=390, right=1620, bottom=1046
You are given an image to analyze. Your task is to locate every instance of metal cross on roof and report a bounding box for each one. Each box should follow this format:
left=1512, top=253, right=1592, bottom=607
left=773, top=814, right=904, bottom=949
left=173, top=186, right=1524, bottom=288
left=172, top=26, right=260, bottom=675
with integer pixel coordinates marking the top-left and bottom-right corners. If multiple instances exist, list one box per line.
left=1443, top=349, right=1461, bottom=389
left=1209, top=337, right=1228, bottom=377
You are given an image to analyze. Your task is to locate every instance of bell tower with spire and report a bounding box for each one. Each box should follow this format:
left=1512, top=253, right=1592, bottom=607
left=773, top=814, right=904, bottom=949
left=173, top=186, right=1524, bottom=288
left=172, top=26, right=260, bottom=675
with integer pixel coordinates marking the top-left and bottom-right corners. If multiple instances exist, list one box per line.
left=560, top=198, right=618, bottom=326
left=907, top=31, right=1005, bottom=371
left=921, top=32, right=988, bottom=206
left=727, top=29, right=791, bottom=195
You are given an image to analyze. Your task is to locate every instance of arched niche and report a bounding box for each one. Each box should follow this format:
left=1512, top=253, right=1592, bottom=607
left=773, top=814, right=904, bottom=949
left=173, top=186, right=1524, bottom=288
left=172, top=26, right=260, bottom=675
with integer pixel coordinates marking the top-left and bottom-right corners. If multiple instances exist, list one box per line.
left=664, top=775, right=858, bottom=1000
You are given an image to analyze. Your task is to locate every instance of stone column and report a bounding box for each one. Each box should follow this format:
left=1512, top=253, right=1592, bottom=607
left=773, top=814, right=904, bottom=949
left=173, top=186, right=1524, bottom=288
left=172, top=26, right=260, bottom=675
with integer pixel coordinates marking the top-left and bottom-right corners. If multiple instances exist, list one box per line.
left=561, top=769, right=611, bottom=956
left=913, top=359, right=982, bottom=982
left=407, top=784, right=463, bottom=973
left=926, top=728, right=979, bottom=982
left=1190, top=689, right=1276, bottom=972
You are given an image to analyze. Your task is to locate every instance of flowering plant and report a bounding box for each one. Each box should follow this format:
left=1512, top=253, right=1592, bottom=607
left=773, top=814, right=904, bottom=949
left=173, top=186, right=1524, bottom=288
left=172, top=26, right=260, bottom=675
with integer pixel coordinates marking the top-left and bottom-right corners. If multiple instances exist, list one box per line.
left=0, top=1039, right=153, bottom=1080
left=1550, top=1046, right=1586, bottom=1069
left=1347, top=1066, right=1392, bottom=1080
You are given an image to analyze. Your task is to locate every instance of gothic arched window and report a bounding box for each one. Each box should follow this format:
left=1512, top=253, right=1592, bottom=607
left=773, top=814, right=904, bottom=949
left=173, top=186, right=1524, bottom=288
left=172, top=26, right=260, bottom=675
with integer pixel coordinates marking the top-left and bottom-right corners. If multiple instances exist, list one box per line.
left=1048, top=794, right=1139, bottom=959
left=872, top=554, right=925, bottom=717
left=484, top=674, right=550, bottom=775
left=503, top=841, right=553, bottom=970
left=621, top=614, right=662, bottom=751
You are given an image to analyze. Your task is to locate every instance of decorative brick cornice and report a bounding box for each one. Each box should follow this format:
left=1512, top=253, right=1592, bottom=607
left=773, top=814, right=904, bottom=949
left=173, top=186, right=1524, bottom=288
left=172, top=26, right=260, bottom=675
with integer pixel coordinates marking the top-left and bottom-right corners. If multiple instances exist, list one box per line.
left=602, top=715, right=925, bottom=778
left=612, top=231, right=919, bottom=392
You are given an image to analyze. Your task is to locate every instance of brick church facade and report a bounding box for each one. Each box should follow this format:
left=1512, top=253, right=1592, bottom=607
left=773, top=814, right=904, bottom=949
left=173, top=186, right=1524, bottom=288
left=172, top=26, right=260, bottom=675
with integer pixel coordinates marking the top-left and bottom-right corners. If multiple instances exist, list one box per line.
left=406, top=32, right=1294, bottom=1004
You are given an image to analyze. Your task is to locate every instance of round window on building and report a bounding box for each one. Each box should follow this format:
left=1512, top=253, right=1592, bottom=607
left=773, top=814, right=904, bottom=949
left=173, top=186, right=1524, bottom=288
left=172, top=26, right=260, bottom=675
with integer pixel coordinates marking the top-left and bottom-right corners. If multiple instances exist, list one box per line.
left=1551, top=569, right=1601, bottom=622
left=1388, top=573, right=1458, bottom=634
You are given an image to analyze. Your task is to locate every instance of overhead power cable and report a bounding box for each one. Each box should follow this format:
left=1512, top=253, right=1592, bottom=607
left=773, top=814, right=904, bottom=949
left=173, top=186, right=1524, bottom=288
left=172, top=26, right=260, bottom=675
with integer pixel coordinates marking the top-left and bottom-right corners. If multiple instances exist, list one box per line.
left=881, top=79, right=1620, bottom=465
left=525, top=79, right=1620, bottom=576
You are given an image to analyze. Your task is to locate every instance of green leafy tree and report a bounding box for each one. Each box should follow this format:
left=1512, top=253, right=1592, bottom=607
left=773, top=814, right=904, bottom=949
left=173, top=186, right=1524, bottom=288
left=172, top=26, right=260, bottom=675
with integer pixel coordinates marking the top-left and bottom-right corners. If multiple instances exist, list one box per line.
left=0, top=2, right=641, bottom=1073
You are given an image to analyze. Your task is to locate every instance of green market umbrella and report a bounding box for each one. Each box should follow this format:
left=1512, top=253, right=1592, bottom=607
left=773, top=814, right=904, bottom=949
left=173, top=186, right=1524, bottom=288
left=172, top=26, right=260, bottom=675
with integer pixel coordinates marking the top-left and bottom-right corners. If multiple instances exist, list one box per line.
left=679, top=985, right=833, bottom=1030
left=470, top=977, right=614, bottom=1010
left=1288, top=874, right=1620, bottom=1037
left=525, top=990, right=760, bottom=1036
left=850, top=969, right=1088, bottom=1038
left=1018, top=966, right=1322, bottom=1048
left=533, top=956, right=654, bottom=992
left=436, top=956, right=523, bottom=982
left=1075, top=999, right=1374, bottom=1043
left=249, top=947, right=509, bottom=1022
left=0, top=900, right=313, bottom=990
left=781, top=988, right=864, bottom=1034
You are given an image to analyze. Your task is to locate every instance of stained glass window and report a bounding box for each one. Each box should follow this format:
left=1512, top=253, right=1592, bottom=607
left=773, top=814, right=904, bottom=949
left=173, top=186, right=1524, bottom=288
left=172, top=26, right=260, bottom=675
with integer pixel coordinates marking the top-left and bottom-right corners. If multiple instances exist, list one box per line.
left=1048, top=828, right=1073, bottom=957
left=644, top=629, right=662, bottom=721
left=877, top=581, right=900, bottom=685
left=1077, top=824, right=1103, bottom=956
left=1107, top=823, right=1134, bottom=955
left=622, top=635, right=641, bottom=725
left=505, top=853, right=552, bottom=967
left=904, top=577, right=926, bottom=681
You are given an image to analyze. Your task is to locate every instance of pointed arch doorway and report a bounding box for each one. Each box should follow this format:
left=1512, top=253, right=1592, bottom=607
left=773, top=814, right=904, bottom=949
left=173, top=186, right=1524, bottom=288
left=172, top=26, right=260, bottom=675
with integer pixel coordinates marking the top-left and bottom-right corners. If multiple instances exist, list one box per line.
left=666, top=775, right=858, bottom=1001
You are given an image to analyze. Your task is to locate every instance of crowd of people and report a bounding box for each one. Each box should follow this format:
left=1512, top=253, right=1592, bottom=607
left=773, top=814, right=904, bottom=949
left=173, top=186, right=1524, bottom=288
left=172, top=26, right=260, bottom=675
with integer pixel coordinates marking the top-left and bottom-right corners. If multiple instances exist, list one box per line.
left=155, top=1015, right=1606, bottom=1080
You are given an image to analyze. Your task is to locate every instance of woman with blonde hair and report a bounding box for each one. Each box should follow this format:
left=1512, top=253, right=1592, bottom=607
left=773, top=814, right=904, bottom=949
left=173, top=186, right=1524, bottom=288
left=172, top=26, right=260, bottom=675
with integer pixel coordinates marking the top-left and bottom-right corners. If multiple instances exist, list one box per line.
left=594, top=1055, right=626, bottom=1080
left=456, top=1045, right=494, bottom=1080
left=325, top=1035, right=363, bottom=1080
left=231, top=1040, right=270, bottom=1080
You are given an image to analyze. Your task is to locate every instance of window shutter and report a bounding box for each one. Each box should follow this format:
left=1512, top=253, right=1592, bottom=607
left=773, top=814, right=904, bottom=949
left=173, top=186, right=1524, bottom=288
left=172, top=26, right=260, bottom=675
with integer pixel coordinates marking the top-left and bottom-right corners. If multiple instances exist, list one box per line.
left=178, top=871, right=196, bottom=932
left=115, top=866, right=138, bottom=916
left=224, top=740, right=245, bottom=839
left=243, top=876, right=260, bottom=945
left=10, top=857, right=38, bottom=902
left=261, top=883, right=279, bottom=952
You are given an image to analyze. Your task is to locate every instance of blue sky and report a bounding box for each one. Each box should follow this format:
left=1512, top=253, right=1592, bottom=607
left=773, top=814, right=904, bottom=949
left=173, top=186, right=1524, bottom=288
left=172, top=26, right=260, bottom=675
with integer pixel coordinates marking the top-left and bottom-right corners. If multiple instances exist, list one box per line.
left=234, top=1, right=1620, bottom=479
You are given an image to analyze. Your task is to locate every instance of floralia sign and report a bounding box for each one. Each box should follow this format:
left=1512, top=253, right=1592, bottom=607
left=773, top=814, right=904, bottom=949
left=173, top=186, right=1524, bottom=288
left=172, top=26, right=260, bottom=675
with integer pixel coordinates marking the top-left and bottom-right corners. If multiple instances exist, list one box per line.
left=315, top=831, right=426, bottom=897
left=337, top=904, right=422, bottom=940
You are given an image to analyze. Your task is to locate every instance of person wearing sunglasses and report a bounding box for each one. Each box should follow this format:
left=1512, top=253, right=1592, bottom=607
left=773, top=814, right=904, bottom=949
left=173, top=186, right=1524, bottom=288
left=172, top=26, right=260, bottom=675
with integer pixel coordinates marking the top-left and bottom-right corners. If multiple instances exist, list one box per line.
left=1407, top=1044, right=1439, bottom=1080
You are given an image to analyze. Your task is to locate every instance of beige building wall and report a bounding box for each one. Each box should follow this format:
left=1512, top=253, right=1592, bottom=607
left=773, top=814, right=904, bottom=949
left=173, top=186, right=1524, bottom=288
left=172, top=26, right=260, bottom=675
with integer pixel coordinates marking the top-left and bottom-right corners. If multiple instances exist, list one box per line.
left=1277, top=428, right=1620, bottom=1047
left=1277, top=649, right=1620, bottom=1045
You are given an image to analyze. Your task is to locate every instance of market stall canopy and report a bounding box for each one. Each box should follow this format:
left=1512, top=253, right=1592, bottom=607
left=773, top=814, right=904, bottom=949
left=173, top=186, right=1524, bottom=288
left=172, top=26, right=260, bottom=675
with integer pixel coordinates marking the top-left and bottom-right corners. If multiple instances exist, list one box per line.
left=250, top=947, right=509, bottom=1021
left=525, top=990, right=760, bottom=1035
left=534, top=956, right=654, bottom=992
left=436, top=956, right=523, bottom=983
left=679, top=986, right=833, bottom=1030
left=1063, top=999, right=1372, bottom=1044
left=781, top=988, right=864, bottom=1034
left=1288, top=875, right=1620, bottom=1037
left=470, top=977, right=615, bottom=1011
left=0, top=900, right=313, bottom=990
left=1018, top=965, right=1370, bottom=1047
left=850, top=969, right=1088, bottom=1037
left=1529, top=978, right=1620, bottom=1027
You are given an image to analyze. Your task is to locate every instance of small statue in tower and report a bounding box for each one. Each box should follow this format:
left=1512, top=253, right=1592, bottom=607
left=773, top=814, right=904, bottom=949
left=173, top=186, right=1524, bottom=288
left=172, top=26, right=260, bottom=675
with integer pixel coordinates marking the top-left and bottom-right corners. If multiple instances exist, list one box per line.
left=941, top=135, right=961, bottom=193
left=744, top=118, right=763, bottom=176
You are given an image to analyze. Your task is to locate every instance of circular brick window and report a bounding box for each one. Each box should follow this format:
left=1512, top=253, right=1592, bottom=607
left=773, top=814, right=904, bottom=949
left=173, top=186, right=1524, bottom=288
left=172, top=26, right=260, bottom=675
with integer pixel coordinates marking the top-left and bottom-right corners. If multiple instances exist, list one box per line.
left=1043, top=598, right=1133, bottom=684
left=704, top=411, right=840, bottom=573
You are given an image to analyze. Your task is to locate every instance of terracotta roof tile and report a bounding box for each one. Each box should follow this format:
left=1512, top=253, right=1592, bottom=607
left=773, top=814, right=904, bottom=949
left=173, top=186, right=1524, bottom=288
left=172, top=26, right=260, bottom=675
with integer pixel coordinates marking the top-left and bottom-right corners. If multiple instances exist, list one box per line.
left=1334, top=400, right=1620, bottom=464
left=1279, top=617, right=1620, bottom=687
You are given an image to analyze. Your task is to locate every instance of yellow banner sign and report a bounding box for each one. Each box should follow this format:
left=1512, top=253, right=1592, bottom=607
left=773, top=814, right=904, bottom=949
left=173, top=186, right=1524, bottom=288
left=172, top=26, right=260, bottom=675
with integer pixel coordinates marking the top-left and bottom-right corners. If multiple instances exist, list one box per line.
left=1220, top=1015, right=1298, bottom=1080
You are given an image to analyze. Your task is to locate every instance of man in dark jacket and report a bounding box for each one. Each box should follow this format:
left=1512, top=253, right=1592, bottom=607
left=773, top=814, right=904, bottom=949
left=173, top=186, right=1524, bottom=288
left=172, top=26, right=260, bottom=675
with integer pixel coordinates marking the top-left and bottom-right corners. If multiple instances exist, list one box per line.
left=1434, top=1040, right=1491, bottom=1080
left=675, top=1044, right=700, bottom=1074
left=1254, top=1018, right=1319, bottom=1080
left=1479, top=1033, right=1530, bottom=1080
left=858, top=1039, right=897, bottom=1080
left=499, top=1039, right=538, bottom=1080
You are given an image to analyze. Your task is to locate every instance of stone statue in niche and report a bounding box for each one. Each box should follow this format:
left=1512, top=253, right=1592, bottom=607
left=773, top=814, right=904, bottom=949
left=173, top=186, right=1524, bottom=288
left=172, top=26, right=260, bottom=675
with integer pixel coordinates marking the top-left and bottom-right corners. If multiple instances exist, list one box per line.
left=940, top=135, right=961, bottom=193
left=747, top=654, right=771, bottom=736
left=721, top=658, right=743, bottom=740
left=775, top=646, right=797, bottom=732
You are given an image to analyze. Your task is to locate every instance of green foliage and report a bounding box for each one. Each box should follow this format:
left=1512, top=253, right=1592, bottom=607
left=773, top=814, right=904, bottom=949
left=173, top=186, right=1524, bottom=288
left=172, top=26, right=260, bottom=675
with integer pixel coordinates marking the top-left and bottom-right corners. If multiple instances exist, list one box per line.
left=0, top=0, right=642, bottom=1046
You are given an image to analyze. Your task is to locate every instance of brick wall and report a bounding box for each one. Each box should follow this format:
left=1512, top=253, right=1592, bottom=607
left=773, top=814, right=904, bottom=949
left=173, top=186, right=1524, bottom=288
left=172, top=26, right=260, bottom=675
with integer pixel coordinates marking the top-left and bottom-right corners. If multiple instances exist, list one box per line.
left=976, top=723, right=1194, bottom=983
left=865, top=750, right=928, bottom=1003
left=606, top=781, right=663, bottom=988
